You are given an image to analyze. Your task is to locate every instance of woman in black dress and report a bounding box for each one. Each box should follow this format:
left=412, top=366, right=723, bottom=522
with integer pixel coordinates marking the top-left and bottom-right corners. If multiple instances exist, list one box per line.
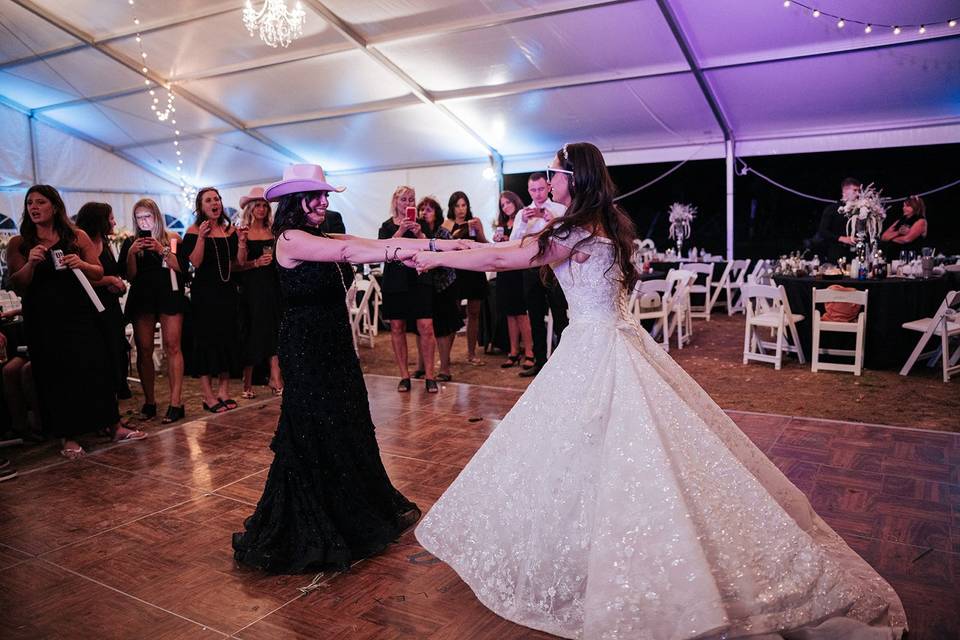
left=378, top=186, right=438, bottom=393
left=236, top=187, right=283, bottom=399
left=493, top=191, right=535, bottom=370
left=181, top=187, right=242, bottom=414
left=6, top=185, right=146, bottom=459
left=232, top=164, right=471, bottom=574
left=443, top=191, right=488, bottom=365
left=74, top=202, right=132, bottom=398
left=880, top=195, right=929, bottom=259
left=119, top=198, right=188, bottom=424
left=413, top=197, right=462, bottom=382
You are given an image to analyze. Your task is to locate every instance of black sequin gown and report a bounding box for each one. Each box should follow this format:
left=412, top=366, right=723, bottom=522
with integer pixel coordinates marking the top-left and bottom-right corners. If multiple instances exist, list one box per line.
left=233, top=228, right=420, bottom=574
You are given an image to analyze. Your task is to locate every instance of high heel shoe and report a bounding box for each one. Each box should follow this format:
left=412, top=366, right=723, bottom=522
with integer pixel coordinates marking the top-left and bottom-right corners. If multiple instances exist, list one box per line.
left=140, top=403, right=157, bottom=419
left=501, top=354, right=521, bottom=369
left=161, top=405, right=185, bottom=424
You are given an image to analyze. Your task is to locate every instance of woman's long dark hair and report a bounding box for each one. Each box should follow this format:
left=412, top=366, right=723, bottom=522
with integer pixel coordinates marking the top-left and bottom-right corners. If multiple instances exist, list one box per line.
left=272, top=190, right=328, bottom=238
left=497, top=190, right=524, bottom=228
left=446, top=191, right=473, bottom=221
left=535, top=143, right=638, bottom=292
left=19, top=185, right=78, bottom=255
left=194, top=187, right=231, bottom=229
left=75, top=202, right=112, bottom=241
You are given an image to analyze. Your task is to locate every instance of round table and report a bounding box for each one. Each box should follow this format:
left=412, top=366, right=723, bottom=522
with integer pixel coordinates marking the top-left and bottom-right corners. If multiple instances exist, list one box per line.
left=773, top=274, right=950, bottom=370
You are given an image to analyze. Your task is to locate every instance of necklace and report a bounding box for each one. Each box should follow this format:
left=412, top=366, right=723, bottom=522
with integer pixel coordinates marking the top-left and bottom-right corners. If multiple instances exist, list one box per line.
left=210, top=233, right=231, bottom=283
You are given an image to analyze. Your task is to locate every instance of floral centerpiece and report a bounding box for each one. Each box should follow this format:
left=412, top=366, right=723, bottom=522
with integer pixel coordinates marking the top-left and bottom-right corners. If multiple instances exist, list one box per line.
left=838, top=183, right=887, bottom=245
left=110, top=227, right=135, bottom=256
left=667, top=202, right=696, bottom=254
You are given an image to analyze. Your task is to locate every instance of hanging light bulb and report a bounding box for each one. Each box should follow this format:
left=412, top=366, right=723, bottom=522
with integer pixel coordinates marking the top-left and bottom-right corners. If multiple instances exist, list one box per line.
left=812, top=9, right=820, bottom=17
left=949, top=19, right=957, bottom=28
left=893, top=26, right=901, bottom=34
left=918, top=25, right=926, bottom=34
left=782, top=0, right=790, bottom=7
left=836, top=18, right=845, bottom=28
left=863, top=24, right=872, bottom=33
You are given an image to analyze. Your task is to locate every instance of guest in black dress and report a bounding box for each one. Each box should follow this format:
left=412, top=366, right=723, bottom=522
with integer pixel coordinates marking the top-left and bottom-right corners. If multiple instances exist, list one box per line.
left=181, top=187, right=242, bottom=414
left=880, top=195, right=929, bottom=259
left=119, top=198, right=188, bottom=424
left=494, top=191, right=534, bottom=370
left=443, top=191, right=488, bottom=365
left=236, top=187, right=283, bottom=399
left=378, top=186, right=438, bottom=393
left=74, top=202, right=132, bottom=399
left=413, top=197, right=462, bottom=382
left=6, top=185, right=146, bottom=459
left=232, top=163, right=471, bottom=574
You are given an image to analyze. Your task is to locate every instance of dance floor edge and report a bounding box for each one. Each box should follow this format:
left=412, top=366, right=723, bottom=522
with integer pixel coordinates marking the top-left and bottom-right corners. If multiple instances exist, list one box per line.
left=0, top=375, right=957, bottom=639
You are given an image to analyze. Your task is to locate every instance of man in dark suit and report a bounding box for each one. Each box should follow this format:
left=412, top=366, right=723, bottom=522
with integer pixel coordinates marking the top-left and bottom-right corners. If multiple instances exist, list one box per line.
left=320, top=209, right=345, bottom=234
left=811, top=178, right=858, bottom=263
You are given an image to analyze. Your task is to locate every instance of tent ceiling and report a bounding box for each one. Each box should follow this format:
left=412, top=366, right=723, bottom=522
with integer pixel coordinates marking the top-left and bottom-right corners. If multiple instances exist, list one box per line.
left=1, top=0, right=957, bottom=191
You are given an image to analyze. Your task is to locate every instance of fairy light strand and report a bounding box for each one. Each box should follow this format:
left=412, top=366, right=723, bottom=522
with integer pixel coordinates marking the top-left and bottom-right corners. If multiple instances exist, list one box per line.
left=782, top=1, right=957, bottom=35
left=129, top=0, right=195, bottom=207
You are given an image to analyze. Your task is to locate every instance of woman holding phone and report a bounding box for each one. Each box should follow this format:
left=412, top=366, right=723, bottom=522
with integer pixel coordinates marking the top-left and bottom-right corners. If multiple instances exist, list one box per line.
left=182, top=187, right=243, bottom=413
left=377, top=186, right=438, bottom=393
left=119, top=198, right=188, bottom=423
left=235, top=187, right=283, bottom=399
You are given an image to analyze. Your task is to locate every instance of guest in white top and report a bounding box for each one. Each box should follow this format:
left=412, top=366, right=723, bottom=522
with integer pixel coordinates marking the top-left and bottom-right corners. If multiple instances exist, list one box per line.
left=515, top=172, right=568, bottom=378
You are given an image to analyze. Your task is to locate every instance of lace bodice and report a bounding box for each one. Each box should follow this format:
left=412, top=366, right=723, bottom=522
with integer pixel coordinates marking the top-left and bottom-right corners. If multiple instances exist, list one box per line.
left=550, top=228, right=625, bottom=323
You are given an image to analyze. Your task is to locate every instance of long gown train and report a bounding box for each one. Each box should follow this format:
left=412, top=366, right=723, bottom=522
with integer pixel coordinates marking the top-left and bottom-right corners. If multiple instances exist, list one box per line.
left=416, top=227, right=905, bottom=639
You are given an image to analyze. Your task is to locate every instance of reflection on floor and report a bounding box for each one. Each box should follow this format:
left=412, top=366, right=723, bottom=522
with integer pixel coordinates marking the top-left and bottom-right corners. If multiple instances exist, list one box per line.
left=1, top=374, right=957, bottom=639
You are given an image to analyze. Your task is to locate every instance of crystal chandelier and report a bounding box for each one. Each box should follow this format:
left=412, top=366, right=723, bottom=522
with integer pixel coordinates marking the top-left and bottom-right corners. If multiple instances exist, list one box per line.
left=242, top=0, right=306, bottom=48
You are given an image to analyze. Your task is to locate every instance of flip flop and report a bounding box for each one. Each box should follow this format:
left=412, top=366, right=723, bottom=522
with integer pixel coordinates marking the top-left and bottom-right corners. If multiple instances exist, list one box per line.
left=221, top=398, right=239, bottom=410
left=241, top=390, right=257, bottom=399
left=113, top=429, right=147, bottom=443
left=203, top=400, right=227, bottom=414
left=60, top=446, right=85, bottom=460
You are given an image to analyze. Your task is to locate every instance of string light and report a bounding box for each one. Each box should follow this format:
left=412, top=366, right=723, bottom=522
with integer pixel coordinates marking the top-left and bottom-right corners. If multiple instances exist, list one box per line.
left=129, top=0, right=194, bottom=205
left=783, top=2, right=956, bottom=36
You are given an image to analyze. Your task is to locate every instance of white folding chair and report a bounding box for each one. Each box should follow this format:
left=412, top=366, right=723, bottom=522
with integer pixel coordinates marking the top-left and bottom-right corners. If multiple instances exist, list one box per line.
left=723, top=259, right=752, bottom=315
left=630, top=279, right=674, bottom=350
left=683, top=263, right=714, bottom=321
left=742, top=283, right=805, bottom=370
left=811, top=287, right=868, bottom=376
left=900, top=290, right=960, bottom=382
left=350, top=278, right=378, bottom=348
left=707, top=261, right=733, bottom=314
left=666, top=269, right=695, bottom=348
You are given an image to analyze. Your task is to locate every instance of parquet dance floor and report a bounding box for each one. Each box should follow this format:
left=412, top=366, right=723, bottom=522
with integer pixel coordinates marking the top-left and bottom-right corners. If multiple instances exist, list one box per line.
left=1, top=375, right=957, bottom=638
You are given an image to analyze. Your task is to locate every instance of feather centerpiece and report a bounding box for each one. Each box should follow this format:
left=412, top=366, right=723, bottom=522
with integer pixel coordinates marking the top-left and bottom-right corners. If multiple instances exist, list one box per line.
left=837, top=183, right=887, bottom=244
left=668, top=202, right=696, bottom=245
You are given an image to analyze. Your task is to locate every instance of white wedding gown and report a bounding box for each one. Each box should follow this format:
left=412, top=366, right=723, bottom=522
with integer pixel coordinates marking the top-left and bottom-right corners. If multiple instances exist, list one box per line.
left=415, top=228, right=906, bottom=640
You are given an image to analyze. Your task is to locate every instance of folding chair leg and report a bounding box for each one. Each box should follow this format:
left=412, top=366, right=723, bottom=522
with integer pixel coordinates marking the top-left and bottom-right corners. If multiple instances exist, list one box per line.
left=811, top=320, right=820, bottom=373
left=742, top=320, right=751, bottom=364
left=790, top=321, right=805, bottom=364
left=775, top=324, right=784, bottom=370
left=943, top=330, right=951, bottom=383
left=899, top=333, right=930, bottom=376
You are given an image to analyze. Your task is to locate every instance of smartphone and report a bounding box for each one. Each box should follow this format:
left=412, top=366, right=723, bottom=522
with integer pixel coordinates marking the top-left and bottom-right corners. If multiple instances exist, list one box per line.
left=137, top=229, right=152, bottom=238
left=405, top=206, right=417, bottom=222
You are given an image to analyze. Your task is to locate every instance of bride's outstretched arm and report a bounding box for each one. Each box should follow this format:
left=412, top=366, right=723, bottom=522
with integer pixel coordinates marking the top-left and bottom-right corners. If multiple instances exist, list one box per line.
left=408, top=236, right=574, bottom=273
left=276, top=230, right=471, bottom=266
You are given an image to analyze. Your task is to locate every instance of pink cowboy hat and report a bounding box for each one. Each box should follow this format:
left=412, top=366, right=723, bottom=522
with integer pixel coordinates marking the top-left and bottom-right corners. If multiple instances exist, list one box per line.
left=239, top=186, right=267, bottom=209
left=264, top=164, right=346, bottom=201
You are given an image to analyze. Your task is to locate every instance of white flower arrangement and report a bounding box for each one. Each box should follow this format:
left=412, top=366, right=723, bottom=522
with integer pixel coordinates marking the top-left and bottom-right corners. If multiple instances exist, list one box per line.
left=837, top=183, right=887, bottom=244
left=667, top=202, right=696, bottom=243
left=110, top=226, right=135, bottom=254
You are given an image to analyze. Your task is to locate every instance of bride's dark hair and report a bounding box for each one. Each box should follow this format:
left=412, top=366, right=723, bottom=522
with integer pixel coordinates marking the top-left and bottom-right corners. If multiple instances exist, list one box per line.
left=534, top=142, right=638, bottom=292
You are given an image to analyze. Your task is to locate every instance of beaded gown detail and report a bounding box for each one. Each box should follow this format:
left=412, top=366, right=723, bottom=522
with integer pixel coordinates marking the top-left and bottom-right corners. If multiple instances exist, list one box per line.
left=415, top=227, right=906, bottom=639
left=233, top=229, right=419, bottom=574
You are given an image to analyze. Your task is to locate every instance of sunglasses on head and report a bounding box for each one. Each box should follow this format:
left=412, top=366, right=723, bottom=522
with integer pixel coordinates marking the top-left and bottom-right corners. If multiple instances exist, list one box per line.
left=545, top=167, right=573, bottom=182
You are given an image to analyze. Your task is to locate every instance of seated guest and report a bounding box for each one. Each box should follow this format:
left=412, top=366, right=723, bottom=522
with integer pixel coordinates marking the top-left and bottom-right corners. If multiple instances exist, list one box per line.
left=494, top=191, right=534, bottom=370
left=812, top=177, right=859, bottom=263
left=6, top=185, right=146, bottom=459
left=413, top=196, right=463, bottom=382
left=75, top=202, right=131, bottom=399
left=881, top=195, right=928, bottom=259
left=119, top=198, right=188, bottom=423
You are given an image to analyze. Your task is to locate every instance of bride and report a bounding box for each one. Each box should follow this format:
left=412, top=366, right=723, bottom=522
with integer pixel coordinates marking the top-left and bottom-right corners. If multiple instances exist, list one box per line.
left=404, top=143, right=906, bottom=639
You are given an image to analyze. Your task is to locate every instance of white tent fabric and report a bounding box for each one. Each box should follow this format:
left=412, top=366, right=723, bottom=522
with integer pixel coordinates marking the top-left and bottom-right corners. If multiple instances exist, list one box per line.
left=1, top=0, right=958, bottom=228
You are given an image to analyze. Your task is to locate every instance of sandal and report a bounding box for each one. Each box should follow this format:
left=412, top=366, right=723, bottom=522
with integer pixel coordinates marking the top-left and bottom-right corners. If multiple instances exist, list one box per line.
left=203, top=400, right=227, bottom=414
left=412, top=369, right=426, bottom=379
left=397, top=378, right=411, bottom=393
left=60, top=445, right=85, bottom=460
left=500, top=354, right=521, bottom=369
left=436, top=373, right=452, bottom=382
left=520, top=356, right=536, bottom=370
left=220, top=399, right=239, bottom=410
left=113, top=428, right=147, bottom=443
left=140, top=403, right=157, bottom=419
left=161, top=405, right=185, bottom=424
left=269, top=386, right=283, bottom=396
left=241, top=390, right=257, bottom=400
left=425, top=379, right=439, bottom=394
left=466, top=356, right=486, bottom=366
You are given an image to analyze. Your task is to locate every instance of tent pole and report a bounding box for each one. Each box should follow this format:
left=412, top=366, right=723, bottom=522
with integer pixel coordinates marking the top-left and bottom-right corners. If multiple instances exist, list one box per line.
left=29, top=115, right=40, bottom=184
left=725, top=139, right=734, bottom=261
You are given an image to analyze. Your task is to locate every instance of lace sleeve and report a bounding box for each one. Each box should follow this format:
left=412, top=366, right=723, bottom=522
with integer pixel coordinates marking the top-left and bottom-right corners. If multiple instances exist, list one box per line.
left=549, top=226, right=593, bottom=254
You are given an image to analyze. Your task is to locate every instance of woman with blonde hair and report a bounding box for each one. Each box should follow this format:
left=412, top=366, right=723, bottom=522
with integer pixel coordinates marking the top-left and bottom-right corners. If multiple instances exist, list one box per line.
left=118, top=197, right=188, bottom=424
left=236, top=187, right=283, bottom=398
left=377, top=186, right=438, bottom=393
